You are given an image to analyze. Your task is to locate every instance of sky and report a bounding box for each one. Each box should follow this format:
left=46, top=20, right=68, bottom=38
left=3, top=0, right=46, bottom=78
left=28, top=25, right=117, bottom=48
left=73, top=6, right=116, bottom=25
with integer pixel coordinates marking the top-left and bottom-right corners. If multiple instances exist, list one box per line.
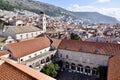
left=36, top=0, right=120, bottom=20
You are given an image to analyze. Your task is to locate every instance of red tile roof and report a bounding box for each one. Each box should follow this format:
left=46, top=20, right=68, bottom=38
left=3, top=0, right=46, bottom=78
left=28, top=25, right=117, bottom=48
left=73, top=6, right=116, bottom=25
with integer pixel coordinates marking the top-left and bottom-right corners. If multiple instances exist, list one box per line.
left=107, top=54, right=120, bottom=80
left=51, top=38, right=62, bottom=48
left=58, top=39, right=120, bottom=56
left=6, top=37, right=50, bottom=58
left=0, top=50, right=9, bottom=56
left=0, top=57, right=55, bottom=80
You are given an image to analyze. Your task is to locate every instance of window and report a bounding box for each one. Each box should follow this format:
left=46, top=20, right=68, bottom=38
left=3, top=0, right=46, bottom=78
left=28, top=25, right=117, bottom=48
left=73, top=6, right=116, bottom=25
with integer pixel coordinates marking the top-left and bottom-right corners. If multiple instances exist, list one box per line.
left=71, top=63, right=76, bottom=70
left=41, top=23, right=43, bottom=26
left=29, top=65, right=32, bottom=68
left=40, top=19, right=42, bottom=21
left=35, top=54, right=37, bottom=56
left=20, top=59, right=23, bottom=61
left=9, top=54, right=12, bottom=57
left=9, top=41, right=12, bottom=43
left=20, top=35, right=22, bottom=39
left=31, top=33, right=33, bottom=37
left=29, top=56, right=31, bottom=58
left=26, top=34, right=28, bottom=39
left=60, top=54, right=62, bottom=57
left=65, top=62, right=69, bottom=69
left=66, top=55, right=68, bottom=59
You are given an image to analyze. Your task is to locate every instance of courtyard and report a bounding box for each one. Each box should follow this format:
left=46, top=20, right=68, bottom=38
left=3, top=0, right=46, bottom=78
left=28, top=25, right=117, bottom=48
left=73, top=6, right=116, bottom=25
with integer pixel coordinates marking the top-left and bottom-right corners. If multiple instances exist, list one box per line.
left=56, top=70, right=98, bottom=80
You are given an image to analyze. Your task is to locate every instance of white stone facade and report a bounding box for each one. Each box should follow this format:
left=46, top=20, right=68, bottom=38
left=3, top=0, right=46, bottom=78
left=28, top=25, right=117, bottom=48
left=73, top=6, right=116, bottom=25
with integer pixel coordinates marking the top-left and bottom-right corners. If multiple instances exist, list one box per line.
left=18, top=47, right=50, bottom=62
left=15, top=47, right=57, bottom=71
left=58, top=49, right=110, bottom=75
left=39, top=13, right=46, bottom=32
left=4, top=28, right=44, bottom=41
left=16, top=31, right=44, bottom=40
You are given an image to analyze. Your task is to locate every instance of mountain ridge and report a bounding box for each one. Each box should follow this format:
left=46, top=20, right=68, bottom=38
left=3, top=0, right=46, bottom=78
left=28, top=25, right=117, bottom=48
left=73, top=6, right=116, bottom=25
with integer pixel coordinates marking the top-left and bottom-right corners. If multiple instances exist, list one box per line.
left=1, top=0, right=120, bottom=24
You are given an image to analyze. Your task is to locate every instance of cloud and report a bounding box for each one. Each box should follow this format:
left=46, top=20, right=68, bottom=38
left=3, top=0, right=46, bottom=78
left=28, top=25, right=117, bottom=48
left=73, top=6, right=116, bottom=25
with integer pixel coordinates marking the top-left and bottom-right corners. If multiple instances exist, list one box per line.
left=97, top=0, right=111, bottom=3
left=68, top=4, right=120, bottom=21
left=68, top=4, right=99, bottom=12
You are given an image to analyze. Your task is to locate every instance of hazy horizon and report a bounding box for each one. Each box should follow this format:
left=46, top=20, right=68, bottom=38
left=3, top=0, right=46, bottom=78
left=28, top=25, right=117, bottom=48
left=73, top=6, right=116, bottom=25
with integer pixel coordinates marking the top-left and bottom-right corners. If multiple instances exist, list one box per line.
left=35, top=0, right=120, bottom=21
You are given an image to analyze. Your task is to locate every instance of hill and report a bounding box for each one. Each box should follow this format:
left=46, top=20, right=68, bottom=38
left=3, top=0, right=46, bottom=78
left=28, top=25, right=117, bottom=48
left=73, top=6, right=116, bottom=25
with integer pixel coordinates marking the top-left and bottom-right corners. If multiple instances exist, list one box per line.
left=1, top=0, right=119, bottom=24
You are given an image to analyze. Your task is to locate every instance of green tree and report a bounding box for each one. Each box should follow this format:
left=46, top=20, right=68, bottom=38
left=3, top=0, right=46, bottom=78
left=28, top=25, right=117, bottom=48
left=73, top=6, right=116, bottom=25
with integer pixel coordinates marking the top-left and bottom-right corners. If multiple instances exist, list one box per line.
left=97, top=66, right=108, bottom=80
left=41, top=62, right=60, bottom=78
left=0, top=0, right=14, bottom=11
left=71, top=33, right=81, bottom=40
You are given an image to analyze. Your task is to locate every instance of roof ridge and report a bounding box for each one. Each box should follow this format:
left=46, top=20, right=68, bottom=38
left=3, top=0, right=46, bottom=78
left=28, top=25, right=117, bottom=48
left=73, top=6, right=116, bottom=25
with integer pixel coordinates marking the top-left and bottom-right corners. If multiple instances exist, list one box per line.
left=0, top=57, right=55, bottom=80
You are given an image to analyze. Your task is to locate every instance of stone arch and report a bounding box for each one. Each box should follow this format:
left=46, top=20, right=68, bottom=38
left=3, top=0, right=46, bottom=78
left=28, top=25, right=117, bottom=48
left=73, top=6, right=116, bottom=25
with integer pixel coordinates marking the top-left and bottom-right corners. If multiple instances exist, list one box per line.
left=51, top=54, right=54, bottom=60
left=92, top=68, right=97, bottom=75
left=77, top=64, right=83, bottom=72
left=85, top=66, right=91, bottom=74
left=41, top=59, right=45, bottom=64
left=46, top=57, right=50, bottom=62
left=29, top=65, right=33, bottom=68
left=71, top=63, right=76, bottom=70
left=65, top=62, right=69, bottom=69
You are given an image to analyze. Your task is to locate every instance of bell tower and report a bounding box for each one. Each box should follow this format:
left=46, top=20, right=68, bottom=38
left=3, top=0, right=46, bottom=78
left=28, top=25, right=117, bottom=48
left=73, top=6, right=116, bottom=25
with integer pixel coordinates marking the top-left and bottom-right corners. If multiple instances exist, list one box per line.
left=39, top=12, right=46, bottom=32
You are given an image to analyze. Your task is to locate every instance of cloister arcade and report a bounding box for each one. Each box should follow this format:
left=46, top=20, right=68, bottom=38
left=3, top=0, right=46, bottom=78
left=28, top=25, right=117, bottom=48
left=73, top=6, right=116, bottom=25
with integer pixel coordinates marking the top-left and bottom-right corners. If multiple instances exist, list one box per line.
left=64, top=62, right=97, bottom=76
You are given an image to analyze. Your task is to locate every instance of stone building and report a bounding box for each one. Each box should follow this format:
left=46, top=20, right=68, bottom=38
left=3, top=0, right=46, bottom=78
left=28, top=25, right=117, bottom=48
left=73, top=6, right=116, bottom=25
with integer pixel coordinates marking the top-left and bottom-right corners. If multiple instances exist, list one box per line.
left=5, top=37, right=61, bottom=71
left=58, top=39, right=120, bottom=76
left=0, top=36, right=120, bottom=80
left=3, top=26, right=44, bottom=41
left=0, top=57, right=55, bottom=80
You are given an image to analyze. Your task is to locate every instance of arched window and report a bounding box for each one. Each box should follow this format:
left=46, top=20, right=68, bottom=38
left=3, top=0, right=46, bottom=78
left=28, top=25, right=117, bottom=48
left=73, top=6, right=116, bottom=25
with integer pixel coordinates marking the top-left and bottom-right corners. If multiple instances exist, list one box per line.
left=65, top=62, right=69, bottom=69
left=26, top=34, right=28, bottom=39
left=71, top=63, right=76, bottom=70
left=51, top=55, right=54, bottom=60
left=60, top=54, right=62, bottom=58
left=20, top=35, right=22, bottom=39
left=41, top=59, right=45, bottom=64
left=46, top=57, right=50, bottom=62
left=20, top=59, right=23, bottom=61
left=85, top=66, right=90, bottom=73
left=29, top=65, right=32, bottom=68
left=66, top=55, right=68, bottom=59
left=77, top=64, right=83, bottom=72
left=92, top=68, right=97, bottom=75
left=31, top=33, right=33, bottom=37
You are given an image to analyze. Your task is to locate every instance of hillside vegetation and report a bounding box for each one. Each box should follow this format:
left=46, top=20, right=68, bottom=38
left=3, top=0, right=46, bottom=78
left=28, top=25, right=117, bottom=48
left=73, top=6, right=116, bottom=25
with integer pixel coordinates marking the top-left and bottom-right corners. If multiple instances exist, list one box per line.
left=0, top=0, right=119, bottom=24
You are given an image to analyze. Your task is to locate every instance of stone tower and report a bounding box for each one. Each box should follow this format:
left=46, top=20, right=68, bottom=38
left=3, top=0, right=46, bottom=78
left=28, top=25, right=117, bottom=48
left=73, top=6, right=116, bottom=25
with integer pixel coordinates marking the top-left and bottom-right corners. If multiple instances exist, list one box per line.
left=39, top=12, right=46, bottom=32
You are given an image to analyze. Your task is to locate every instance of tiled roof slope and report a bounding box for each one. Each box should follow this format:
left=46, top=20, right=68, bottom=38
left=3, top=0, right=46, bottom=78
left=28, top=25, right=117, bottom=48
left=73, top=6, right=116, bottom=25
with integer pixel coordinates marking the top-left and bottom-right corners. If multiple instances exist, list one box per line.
left=6, top=37, right=50, bottom=58
left=9, top=26, right=41, bottom=34
left=0, top=62, right=35, bottom=80
left=58, top=39, right=120, bottom=56
left=0, top=50, right=9, bottom=56
left=51, top=38, right=62, bottom=48
left=107, top=54, right=120, bottom=80
left=0, top=57, right=55, bottom=80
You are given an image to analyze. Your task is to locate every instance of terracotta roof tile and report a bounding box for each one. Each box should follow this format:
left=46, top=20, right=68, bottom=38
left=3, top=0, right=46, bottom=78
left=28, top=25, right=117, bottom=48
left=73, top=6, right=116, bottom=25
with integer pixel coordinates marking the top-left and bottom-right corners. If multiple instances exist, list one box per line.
left=59, top=39, right=120, bottom=56
left=0, top=50, right=9, bottom=56
left=107, top=54, right=120, bottom=80
left=0, top=62, right=35, bottom=80
left=0, top=57, right=55, bottom=80
left=6, top=37, right=50, bottom=58
left=51, top=38, right=62, bottom=48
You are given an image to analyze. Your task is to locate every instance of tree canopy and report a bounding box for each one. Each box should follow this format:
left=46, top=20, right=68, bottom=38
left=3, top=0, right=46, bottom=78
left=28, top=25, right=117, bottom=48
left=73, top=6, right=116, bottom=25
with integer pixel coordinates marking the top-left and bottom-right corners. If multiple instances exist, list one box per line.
left=41, top=62, right=60, bottom=78
left=71, top=33, right=81, bottom=40
left=97, top=66, right=108, bottom=80
left=0, top=0, right=14, bottom=11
